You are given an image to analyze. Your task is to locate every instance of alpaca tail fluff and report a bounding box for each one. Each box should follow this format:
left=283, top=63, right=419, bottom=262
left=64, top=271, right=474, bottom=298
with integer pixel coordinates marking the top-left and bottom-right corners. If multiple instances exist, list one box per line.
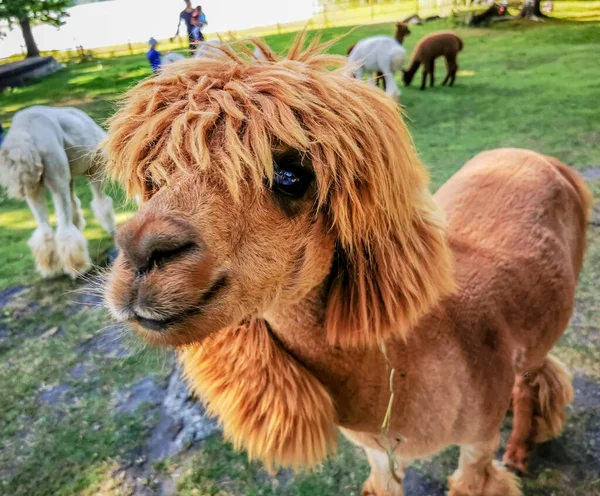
left=545, top=155, right=593, bottom=271
left=533, top=355, right=574, bottom=443
left=0, top=132, right=43, bottom=199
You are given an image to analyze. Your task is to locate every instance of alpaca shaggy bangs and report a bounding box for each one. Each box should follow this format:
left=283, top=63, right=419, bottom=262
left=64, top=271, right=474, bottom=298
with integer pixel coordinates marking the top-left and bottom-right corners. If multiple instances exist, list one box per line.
left=103, top=34, right=424, bottom=231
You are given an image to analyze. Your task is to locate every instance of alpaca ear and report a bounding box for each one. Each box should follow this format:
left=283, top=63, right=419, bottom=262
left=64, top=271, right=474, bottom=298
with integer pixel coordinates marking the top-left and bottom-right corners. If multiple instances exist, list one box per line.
left=323, top=93, right=454, bottom=348
left=325, top=204, right=454, bottom=348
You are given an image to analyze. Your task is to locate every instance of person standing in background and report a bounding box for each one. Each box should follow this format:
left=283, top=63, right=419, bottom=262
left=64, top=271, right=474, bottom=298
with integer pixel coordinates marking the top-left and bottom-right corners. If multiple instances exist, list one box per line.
left=173, top=0, right=196, bottom=53
left=191, top=5, right=207, bottom=43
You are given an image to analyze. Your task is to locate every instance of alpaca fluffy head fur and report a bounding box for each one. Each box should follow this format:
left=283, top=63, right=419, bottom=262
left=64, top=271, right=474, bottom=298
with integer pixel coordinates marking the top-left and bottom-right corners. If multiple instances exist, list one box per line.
left=104, top=34, right=454, bottom=350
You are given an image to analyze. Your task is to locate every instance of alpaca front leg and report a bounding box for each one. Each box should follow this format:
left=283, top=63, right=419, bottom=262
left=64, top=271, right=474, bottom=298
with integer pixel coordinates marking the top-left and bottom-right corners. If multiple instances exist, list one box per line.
left=362, top=448, right=405, bottom=496
left=88, top=177, right=116, bottom=234
left=70, top=180, right=86, bottom=231
left=448, top=435, right=521, bottom=496
left=47, top=178, right=91, bottom=278
left=25, top=186, right=61, bottom=277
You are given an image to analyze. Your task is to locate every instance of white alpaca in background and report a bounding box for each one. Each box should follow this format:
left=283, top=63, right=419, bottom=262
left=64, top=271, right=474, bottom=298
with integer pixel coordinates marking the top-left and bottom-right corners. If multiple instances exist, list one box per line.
left=162, top=52, right=186, bottom=66
left=0, top=106, right=116, bottom=278
left=162, top=41, right=222, bottom=67
left=347, top=36, right=407, bottom=102
left=195, top=39, right=223, bottom=58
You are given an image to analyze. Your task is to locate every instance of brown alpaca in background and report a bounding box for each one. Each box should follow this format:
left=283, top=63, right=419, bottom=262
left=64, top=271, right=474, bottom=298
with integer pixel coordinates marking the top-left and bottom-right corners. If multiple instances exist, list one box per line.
left=346, top=22, right=411, bottom=89
left=103, top=38, right=589, bottom=496
left=403, top=31, right=463, bottom=90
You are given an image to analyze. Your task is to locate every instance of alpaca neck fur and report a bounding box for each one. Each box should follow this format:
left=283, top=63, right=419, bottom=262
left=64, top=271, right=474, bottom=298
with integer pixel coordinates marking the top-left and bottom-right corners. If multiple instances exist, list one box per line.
left=179, top=317, right=338, bottom=471
left=395, top=32, right=408, bottom=44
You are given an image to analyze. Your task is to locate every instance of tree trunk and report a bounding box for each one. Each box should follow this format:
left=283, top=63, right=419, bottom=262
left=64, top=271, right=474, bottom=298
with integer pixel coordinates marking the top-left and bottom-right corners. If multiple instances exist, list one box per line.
left=19, top=17, right=41, bottom=58
left=520, top=0, right=544, bottom=18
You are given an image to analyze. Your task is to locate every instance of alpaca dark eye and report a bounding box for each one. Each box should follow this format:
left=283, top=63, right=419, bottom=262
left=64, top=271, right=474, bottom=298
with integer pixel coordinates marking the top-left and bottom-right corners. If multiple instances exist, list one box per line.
left=272, top=168, right=311, bottom=197
left=270, top=151, right=314, bottom=199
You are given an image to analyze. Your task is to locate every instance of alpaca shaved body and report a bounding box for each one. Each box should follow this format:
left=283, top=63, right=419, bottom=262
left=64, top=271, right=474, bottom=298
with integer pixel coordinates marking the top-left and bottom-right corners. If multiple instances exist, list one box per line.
left=0, top=106, right=116, bottom=278
left=103, top=39, right=589, bottom=496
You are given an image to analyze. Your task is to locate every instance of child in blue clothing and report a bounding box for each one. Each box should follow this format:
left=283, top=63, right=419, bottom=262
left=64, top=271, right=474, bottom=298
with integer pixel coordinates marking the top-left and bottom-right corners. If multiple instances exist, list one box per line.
left=146, top=38, right=162, bottom=73
left=191, top=6, right=207, bottom=42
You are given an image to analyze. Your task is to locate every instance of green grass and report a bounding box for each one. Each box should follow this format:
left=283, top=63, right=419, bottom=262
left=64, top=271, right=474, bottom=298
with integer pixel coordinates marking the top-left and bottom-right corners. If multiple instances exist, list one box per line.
left=1, top=16, right=600, bottom=496
left=1, top=18, right=599, bottom=289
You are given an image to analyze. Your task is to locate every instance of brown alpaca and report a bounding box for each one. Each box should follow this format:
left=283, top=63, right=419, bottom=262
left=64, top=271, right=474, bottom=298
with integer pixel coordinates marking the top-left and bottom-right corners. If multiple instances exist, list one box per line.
left=403, top=31, right=463, bottom=90
left=103, top=38, right=590, bottom=496
left=347, top=22, right=411, bottom=90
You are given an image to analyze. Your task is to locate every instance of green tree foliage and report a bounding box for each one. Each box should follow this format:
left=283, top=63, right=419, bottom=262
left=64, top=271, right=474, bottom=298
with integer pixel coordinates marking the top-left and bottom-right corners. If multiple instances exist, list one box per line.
left=0, top=0, right=74, bottom=58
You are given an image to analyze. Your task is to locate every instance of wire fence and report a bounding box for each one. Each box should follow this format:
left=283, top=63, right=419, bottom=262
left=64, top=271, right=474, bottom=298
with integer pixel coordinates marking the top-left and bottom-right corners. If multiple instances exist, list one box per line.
left=311, top=0, right=457, bottom=28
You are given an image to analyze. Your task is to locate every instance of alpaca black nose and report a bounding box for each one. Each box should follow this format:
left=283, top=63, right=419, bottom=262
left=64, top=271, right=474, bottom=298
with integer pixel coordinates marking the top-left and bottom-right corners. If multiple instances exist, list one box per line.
left=116, top=217, right=199, bottom=275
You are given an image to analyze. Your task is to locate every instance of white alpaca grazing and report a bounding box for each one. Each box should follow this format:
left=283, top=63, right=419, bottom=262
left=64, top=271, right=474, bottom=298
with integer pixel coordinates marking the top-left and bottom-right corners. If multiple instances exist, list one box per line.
left=347, top=36, right=406, bottom=102
left=195, top=39, right=223, bottom=58
left=0, top=106, right=116, bottom=279
left=162, top=52, right=186, bottom=66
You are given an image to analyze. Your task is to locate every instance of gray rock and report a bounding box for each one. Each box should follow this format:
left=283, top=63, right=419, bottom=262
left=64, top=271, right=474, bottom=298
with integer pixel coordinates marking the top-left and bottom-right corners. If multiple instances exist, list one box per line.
left=39, top=384, right=72, bottom=406
left=145, top=363, right=218, bottom=461
left=116, top=377, right=167, bottom=414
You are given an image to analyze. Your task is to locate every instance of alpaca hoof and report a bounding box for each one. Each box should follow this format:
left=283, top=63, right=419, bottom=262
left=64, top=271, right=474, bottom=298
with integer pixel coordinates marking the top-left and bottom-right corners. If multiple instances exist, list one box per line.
left=448, top=461, right=521, bottom=496
left=502, top=450, right=528, bottom=474
left=28, top=227, right=62, bottom=277
left=361, top=479, right=402, bottom=496
left=55, top=225, right=91, bottom=278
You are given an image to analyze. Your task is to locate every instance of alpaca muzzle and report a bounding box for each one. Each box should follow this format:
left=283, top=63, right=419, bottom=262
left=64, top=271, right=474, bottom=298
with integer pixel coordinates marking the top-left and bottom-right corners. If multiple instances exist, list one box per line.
left=106, top=213, right=228, bottom=342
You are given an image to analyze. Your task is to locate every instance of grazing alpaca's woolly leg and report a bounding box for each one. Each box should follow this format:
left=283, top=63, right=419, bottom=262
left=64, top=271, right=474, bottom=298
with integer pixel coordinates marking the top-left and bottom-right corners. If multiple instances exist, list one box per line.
left=448, top=435, right=521, bottom=496
left=445, top=54, right=458, bottom=87
left=46, top=161, right=91, bottom=278
left=420, top=65, right=428, bottom=91
left=450, top=63, right=458, bottom=86
left=88, top=177, right=116, bottom=234
left=362, top=448, right=406, bottom=496
left=428, top=60, right=435, bottom=87
left=25, top=186, right=61, bottom=277
left=382, top=72, right=401, bottom=103
left=503, top=355, right=574, bottom=473
left=355, top=66, right=364, bottom=81
left=69, top=180, right=86, bottom=231
left=442, top=55, right=452, bottom=86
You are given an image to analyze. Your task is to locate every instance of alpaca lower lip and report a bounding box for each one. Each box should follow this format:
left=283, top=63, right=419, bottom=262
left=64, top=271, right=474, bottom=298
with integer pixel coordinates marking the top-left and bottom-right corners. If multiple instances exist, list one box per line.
left=129, top=275, right=228, bottom=332
left=133, top=314, right=176, bottom=332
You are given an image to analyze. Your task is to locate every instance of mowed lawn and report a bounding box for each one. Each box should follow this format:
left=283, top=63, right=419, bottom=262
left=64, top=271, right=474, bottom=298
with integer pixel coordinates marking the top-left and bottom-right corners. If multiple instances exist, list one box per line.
left=1, top=19, right=599, bottom=288
left=1, top=17, right=600, bottom=496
